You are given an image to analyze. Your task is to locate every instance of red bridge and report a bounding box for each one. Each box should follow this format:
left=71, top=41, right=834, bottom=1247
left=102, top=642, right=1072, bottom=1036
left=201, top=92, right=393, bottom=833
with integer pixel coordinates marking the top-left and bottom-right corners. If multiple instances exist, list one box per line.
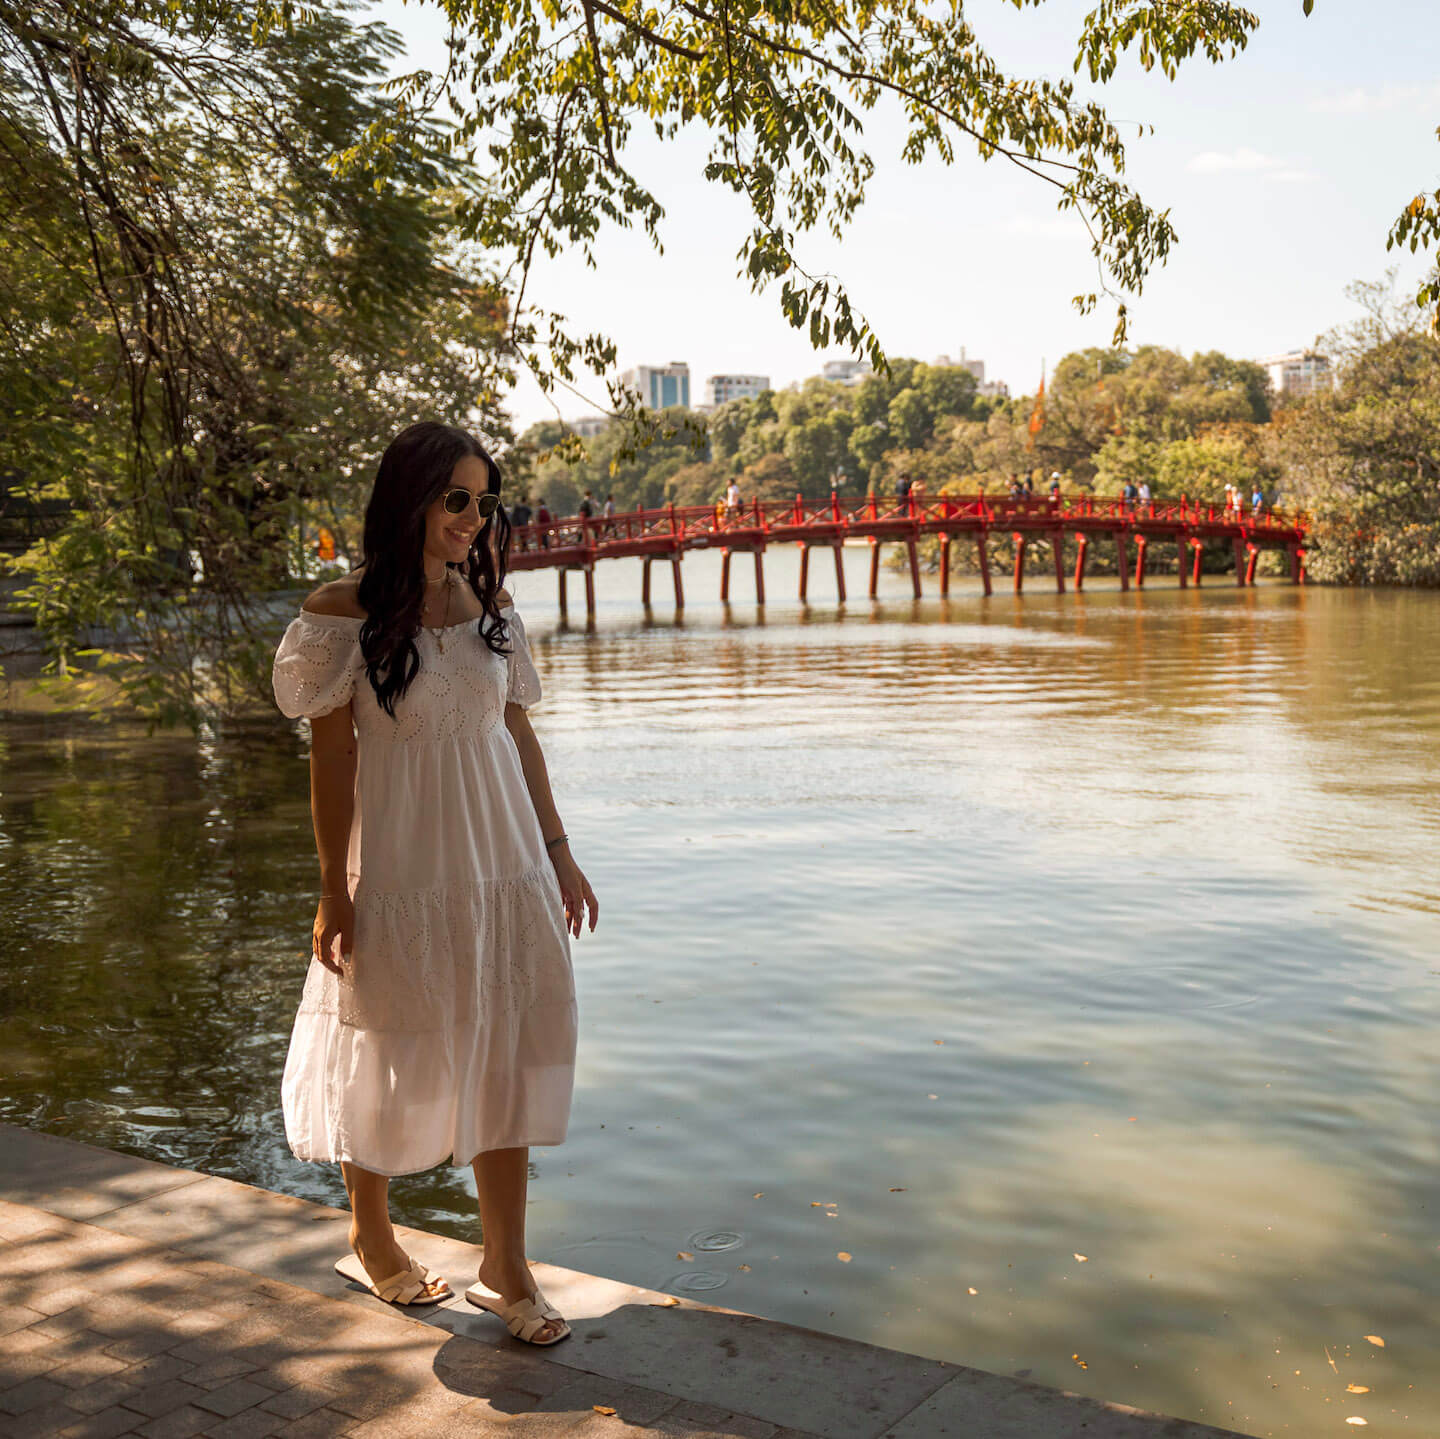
left=508, top=492, right=1310, bottom=618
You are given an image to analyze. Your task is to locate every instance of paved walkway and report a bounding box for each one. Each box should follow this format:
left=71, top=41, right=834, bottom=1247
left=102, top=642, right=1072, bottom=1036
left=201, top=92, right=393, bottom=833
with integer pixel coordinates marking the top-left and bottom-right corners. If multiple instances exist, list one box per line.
left=0, top=1126, right=1243, bottom=1439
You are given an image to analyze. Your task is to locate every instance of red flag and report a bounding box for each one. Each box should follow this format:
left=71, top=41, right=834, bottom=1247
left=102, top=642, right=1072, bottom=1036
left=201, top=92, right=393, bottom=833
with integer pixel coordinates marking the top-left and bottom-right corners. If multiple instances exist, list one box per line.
left=1026, top=376, right=1046, bottom=450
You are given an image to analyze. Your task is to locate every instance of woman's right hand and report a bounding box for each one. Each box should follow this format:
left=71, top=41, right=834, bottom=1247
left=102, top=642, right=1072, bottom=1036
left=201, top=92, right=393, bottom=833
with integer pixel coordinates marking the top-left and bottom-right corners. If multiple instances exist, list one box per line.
left=312, top=893, right=354, bottom=976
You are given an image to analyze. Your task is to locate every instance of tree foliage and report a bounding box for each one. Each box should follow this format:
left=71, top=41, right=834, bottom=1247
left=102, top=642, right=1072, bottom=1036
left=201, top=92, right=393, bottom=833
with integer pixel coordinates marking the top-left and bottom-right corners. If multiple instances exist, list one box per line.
left=1, top=2, right=512, bottom=721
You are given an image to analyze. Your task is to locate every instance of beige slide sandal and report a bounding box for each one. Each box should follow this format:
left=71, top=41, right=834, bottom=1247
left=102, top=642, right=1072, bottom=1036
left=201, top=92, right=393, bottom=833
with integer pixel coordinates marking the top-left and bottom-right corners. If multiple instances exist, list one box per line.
left=465, top=1280, right=572, bottom=1345
left=334, top=1252, right=452, bottom=1306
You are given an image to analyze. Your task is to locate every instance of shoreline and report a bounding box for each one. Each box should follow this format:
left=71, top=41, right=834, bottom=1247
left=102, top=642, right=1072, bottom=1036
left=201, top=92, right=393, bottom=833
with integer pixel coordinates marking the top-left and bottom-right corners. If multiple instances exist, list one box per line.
left=0, top=1123, right=1246, bottom=1438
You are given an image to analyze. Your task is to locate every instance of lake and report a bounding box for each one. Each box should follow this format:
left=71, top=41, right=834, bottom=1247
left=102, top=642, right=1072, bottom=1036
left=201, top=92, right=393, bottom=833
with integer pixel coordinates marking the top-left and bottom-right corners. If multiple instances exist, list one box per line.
left=2, top=549, right=1437, bottom=1437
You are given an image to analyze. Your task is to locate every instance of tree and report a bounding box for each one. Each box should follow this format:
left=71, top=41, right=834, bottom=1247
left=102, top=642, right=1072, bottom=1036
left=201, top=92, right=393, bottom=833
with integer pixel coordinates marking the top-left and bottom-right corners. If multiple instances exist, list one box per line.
left=887, top=389, right=933, bottom=451
left=1, top=3, right=512, bottom=721
left=1280, top=332, right=1440, bottom=585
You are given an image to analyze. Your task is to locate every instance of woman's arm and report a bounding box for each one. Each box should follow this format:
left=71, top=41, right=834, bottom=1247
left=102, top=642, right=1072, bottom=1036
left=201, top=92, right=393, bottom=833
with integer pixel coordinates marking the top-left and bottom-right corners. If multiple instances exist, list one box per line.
left=505, top=701, right=599, bottom=938
left=308, top=701, right=358, bottom=974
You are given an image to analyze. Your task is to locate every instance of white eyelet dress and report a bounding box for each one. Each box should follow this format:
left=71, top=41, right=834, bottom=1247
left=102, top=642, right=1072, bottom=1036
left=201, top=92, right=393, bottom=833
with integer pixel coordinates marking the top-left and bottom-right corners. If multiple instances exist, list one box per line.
left=270, top=598, right=577, bottom=1175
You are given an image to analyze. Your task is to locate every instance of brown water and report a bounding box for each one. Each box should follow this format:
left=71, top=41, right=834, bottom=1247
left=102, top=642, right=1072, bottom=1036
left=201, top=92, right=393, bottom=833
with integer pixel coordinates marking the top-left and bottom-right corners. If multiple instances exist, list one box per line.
left=2, top=554, right=1438, bottom=1437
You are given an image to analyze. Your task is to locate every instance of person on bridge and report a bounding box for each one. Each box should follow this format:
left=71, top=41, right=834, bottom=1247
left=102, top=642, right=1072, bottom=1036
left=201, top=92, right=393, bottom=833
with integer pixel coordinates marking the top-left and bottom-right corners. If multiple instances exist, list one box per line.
left=271, top=420, right=597, bottom=1345
left=1251, top=485, right=1266, bottom=516
left=1008, top=472, right=1023, bottom=500
left=578, top=489, right=595, bottom=521
left=1138, top=480, right=1152, bottom=512
left=1048, top=472, right=1062, bottom=502
left=535, top=497, right=552, bottom=549
left=725, top=478, right=741, bottom=522
left=509, top=495, right=533, bottom=550
left=1122, top=480, right=1137, bottom=511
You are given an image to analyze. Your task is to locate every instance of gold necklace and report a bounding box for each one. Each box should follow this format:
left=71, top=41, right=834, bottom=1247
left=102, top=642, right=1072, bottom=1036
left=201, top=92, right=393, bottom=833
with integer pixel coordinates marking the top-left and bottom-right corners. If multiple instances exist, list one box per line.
left=425, top=571, right=453, bottom=652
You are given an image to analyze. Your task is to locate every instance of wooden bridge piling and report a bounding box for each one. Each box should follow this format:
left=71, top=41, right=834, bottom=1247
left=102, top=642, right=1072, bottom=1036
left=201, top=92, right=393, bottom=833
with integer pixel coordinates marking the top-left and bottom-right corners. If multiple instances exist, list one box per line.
left=798, top=542, right=809, bottom=600
left=671, top=556, right=685, bottom=609
left=868, top=540, right=881, bottom=599
left=1012, top=534, right=1027, bottom=593
left=832, top=543, right=847, bottom=602
left=720, top=549, right=731, bottom=603
left=754, top=549, right=766, bottom=605
left=1117, top=533, right=1130, bottom=592
left=1052, top=530, right=1065, bottom=594
left=1135, top=535, right=1148, bottom=589
left=1074, top=534, right=1088, bottom=592
left=939, top=534, right=951, bottom=597
left=906, top=537, right=921, bottom=599
left=977, top=535, right=992, bottom=596
left=1233, top=538, right=1247, bottom=586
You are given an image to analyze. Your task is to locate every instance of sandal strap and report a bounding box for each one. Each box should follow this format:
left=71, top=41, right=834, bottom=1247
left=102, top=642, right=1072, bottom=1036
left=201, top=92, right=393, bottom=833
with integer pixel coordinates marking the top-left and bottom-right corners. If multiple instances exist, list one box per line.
left=500, top=1295, right=566, bottom=1342
left=373, top=1267, right=426, bottom=1304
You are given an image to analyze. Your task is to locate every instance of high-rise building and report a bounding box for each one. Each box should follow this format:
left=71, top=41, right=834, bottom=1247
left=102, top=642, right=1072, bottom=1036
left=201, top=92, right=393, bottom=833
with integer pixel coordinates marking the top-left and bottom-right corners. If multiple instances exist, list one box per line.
left=934, top=347, right=1008, bottom=399
left=706, top=373, right=771, bottom=406
left=821, top=358, right=872, bottom=385
left=620, top=363, right=691, bottom=410
left=1261, top=349, right=1333, bottom=399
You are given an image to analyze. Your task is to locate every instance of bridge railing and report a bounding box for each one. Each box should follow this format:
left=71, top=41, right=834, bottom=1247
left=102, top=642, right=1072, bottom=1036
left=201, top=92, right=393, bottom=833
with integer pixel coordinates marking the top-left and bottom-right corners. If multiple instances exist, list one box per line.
left=506, top=492, right=1307, bottom=551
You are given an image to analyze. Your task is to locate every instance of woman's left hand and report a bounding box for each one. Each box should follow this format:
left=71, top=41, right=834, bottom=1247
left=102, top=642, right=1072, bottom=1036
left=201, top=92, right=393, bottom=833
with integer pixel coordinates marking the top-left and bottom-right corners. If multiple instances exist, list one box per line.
left=550, top=846, right=598, bottom=937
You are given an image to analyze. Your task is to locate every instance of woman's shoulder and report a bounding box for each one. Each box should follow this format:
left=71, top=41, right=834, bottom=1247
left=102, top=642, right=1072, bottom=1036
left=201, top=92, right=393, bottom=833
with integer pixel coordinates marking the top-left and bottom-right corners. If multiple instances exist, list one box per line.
left=301, top=573, right=366, bottom=620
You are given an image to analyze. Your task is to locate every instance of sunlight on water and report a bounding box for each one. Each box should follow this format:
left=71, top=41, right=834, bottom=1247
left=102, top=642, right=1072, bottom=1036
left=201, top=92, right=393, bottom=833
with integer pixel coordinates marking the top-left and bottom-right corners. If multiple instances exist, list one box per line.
left=2, top=552, right=1438, bottom=1437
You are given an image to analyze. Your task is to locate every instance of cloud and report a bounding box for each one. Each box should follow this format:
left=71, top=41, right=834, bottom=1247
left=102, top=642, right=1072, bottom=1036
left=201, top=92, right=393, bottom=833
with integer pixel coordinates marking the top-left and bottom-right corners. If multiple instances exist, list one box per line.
left=1308, top=84, right=1440, bottom=114
left=1187, top=148, right=1313, bottom=182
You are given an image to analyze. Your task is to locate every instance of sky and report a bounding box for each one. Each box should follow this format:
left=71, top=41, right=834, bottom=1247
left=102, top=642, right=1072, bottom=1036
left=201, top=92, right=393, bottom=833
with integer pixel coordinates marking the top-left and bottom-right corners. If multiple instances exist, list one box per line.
left=370, top=0, right=1439, bottom=431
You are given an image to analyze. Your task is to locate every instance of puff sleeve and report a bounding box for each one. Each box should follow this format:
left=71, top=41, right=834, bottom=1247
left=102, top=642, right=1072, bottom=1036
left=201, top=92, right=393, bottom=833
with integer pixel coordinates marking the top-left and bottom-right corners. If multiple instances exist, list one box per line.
left=504, top=607, right=542, bottom=708
left=272, top=613, right=362, bottom=719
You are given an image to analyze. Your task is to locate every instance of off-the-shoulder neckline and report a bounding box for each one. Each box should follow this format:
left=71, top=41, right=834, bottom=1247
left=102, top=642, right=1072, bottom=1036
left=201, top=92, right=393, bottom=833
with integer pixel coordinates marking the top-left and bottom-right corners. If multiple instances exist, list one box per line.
left=296, top=602, right=516, bottom=631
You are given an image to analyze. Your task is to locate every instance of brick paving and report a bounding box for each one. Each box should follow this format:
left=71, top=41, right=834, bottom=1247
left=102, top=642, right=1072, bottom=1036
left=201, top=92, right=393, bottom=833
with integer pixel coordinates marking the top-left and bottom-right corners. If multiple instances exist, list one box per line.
left=0, top=1127, right=1245, bottom=1439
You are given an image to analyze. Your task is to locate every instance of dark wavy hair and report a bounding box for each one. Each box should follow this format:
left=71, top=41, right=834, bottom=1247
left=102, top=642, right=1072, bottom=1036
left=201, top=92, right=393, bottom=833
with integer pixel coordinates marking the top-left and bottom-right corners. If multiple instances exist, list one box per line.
left=356, top=422, right=513, bottom=717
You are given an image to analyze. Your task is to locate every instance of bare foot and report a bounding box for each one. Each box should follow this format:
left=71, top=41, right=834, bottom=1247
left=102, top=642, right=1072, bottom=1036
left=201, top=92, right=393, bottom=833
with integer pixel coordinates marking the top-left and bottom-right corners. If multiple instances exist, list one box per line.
left=350, top=1224, right=450, bottom=1301
left=476, top=1256, right=567, bottom=1342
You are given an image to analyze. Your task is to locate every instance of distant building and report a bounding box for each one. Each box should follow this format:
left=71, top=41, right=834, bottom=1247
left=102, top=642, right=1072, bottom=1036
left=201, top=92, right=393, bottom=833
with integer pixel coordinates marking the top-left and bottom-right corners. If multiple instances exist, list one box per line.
left=821, top=358, right=872, bottom=385
left=934, top=347, right=1009, bottom=399
left=1261, top=349, right=1333, bottom=399
left=706, top=373, right=771, bottom=406
left=620, top=362, right=691, bottom=410
left=564, top=415, right=611, bottom=439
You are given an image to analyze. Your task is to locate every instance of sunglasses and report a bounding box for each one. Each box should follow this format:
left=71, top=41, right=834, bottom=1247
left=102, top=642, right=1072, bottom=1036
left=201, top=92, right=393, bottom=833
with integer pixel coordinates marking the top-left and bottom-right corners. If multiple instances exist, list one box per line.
left=442, top=486, right=501, bottom=519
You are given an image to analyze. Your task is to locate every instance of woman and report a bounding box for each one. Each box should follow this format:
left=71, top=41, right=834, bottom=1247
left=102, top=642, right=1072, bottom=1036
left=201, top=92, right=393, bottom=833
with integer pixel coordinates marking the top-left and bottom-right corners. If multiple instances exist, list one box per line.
left=272, top=421, right=597, bottom=1346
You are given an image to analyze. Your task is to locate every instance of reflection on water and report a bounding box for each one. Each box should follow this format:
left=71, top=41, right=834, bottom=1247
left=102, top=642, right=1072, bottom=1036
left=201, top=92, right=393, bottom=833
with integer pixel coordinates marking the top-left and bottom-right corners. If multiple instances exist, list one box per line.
left=3, top=555, right=1439, bottom=1437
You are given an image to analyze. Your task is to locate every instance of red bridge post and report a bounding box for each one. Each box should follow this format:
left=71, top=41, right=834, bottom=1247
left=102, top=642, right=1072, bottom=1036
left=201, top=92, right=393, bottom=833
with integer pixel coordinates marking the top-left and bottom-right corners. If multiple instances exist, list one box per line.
left=907, top=535, right=922, bottom=598
left=720, top=548, right=731, bottom=603
left=798, top=541, right=810, bottom=600
left=1134, top=534, right=1147, bottom=589
left=1245, top=543, right=1259, bottom=586
left=1013, top=533, right=1027, bottom=593
left=1192, top=539, right=1204, bottom=586
left=754, top=548, right=766, bottom=605
left=1074, top=534, right=1088, bottom=591
left=939, top=534, right=951, bottom=597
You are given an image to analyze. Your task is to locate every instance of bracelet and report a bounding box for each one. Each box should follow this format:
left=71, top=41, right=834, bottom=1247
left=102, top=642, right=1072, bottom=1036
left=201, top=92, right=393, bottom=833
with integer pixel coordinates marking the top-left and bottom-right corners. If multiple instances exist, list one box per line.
left=544, top=833, right=569, bottom=851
